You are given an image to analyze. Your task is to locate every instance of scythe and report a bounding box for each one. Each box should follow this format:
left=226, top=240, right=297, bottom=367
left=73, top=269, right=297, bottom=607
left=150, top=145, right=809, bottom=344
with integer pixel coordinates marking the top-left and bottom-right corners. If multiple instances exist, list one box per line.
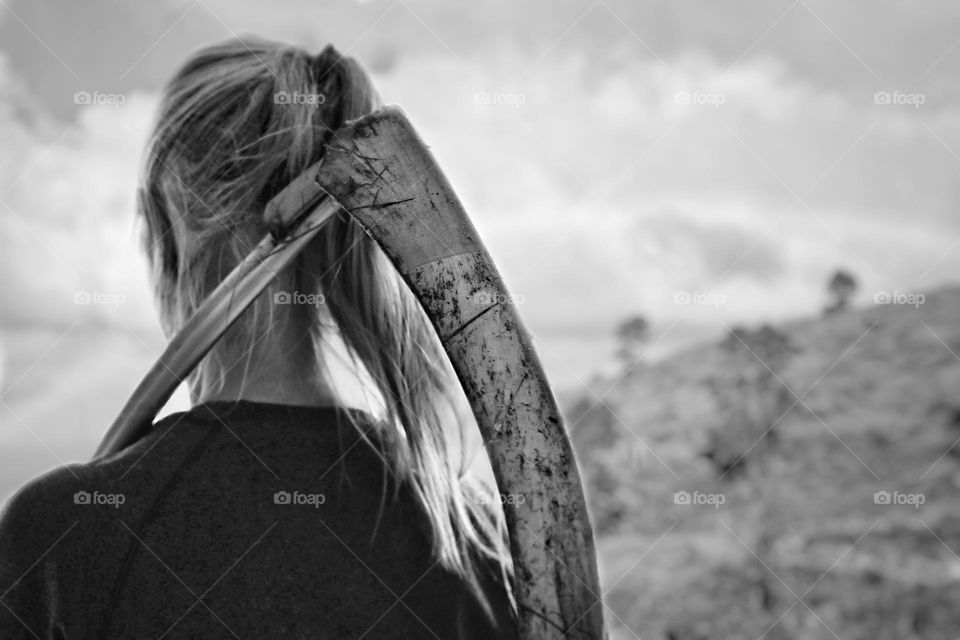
left=95, top=106, right=607, bottom=639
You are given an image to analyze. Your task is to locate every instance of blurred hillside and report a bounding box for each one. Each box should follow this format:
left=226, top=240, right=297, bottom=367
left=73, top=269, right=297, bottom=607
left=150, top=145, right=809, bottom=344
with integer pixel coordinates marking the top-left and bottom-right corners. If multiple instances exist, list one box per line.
left=568, top=286, right=960, bottom=640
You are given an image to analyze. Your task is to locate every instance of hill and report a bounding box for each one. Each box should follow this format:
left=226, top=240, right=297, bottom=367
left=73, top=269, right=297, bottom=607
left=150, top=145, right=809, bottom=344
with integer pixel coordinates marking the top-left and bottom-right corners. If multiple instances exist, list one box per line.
left=567, top=286, right=960, bottom=640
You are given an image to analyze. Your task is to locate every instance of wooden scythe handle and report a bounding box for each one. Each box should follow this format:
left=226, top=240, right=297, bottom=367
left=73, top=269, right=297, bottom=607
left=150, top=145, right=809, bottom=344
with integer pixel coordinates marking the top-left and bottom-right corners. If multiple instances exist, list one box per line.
left=312, top=106, right=606, bottom=639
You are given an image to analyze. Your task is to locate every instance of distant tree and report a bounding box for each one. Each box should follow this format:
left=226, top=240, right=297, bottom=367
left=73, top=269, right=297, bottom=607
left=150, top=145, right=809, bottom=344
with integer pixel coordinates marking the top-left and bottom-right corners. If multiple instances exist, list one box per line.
left=703, top=325, right=799, bottom=477
left=567, top=397, right=629, bottom=533
left=824, top=268, right=858, bottom=315
left=706, top=324, right=801, bottom=617
left=614, top=314, right=650, bottom=368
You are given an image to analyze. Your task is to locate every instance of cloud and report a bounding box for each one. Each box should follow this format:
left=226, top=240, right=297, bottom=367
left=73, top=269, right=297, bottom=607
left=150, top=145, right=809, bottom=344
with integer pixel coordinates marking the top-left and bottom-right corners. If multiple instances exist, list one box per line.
left=366, top=43, right=960, bottom=334
left=3, top=1, right=960, bottom=387
left=641, top=209, right=784, bottom=283
left=0, top=54, right=161, bottom=334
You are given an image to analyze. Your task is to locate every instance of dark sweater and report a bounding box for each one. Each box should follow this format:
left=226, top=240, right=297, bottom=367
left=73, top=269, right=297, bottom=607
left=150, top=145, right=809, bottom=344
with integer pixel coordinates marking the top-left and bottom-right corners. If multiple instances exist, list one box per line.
left=0, top=401, right=516, bottom=639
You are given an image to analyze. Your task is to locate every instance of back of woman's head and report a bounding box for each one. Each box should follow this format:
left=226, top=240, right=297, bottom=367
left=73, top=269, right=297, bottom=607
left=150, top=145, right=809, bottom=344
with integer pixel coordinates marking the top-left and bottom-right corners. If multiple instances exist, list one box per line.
left=137, top=36, right=513, bottom=620
left=140, top=38, right=375, bottom=349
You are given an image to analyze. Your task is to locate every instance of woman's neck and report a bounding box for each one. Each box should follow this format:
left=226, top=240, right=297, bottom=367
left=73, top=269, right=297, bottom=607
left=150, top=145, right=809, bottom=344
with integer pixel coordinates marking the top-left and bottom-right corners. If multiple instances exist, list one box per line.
left=197, top=369, right=341, bottom=408
left=194, top=327, right=340, bottom=408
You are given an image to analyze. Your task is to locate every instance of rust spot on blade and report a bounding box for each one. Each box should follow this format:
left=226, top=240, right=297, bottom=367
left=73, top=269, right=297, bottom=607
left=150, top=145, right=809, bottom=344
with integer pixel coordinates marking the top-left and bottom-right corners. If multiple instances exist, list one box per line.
left=440, top=302, right=499, bottom=343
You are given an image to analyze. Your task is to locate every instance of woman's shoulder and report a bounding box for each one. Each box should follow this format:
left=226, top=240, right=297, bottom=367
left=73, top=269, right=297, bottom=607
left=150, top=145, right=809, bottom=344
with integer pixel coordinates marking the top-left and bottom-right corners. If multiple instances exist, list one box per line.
left=0, top=463, right=87, bottom=636
left=0, top=461, right=90, bottom=542
left=0, top=411, right=216, bottom=546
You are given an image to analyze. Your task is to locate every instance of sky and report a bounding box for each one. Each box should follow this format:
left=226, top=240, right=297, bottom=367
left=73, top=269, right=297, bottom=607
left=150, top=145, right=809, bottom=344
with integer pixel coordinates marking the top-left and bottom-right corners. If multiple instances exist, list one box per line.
left=1, top=1, right=960, bottom=474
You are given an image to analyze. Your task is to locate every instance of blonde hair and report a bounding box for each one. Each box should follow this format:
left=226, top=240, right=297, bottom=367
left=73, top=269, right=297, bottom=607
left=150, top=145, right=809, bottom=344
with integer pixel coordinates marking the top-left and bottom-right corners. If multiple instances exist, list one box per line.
left=137, top=36, right=513, bottom=619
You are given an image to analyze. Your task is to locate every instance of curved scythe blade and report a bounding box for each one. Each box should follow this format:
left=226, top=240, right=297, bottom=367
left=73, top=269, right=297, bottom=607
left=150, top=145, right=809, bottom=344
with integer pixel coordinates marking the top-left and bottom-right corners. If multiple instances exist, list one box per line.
left=310, top=106, right=606, bottom=639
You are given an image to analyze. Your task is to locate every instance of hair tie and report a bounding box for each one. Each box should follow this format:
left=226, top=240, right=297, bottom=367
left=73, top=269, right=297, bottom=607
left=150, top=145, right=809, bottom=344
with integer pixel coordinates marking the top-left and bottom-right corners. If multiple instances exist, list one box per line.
left=312, top=44, right=340, bottom=83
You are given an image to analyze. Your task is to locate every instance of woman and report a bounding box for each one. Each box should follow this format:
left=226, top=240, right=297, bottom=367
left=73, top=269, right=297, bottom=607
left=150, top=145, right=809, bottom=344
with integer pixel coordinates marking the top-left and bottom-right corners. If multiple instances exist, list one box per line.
left=0, top=37, right=517, bottom=638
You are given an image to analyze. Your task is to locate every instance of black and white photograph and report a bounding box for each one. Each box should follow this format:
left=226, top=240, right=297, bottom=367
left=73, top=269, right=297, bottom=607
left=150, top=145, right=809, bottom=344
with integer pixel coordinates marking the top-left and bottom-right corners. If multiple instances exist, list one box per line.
left=0, top=1, right=958, bottom=638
